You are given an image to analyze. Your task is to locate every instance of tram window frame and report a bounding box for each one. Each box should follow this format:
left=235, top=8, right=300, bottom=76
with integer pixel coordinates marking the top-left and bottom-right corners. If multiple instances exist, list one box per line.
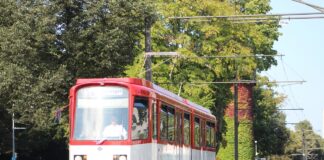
left=211, top=123, right=216, bottom=148
left=183, top=113, right=191, bottom=146
left=175, top=110, right=183, bottom=145
left=152, top=100, right=157, bottom=140
left=160, top=105, right=168, bottom=141
left=194, top=117, right=201, bottom=147
left=206, top=121, right=216, bottom=148
left=201, top=120, right=205, bottom=147
left=132, top=97, right=149, bottom=140
left=167, top=107, right=175, bottom=141
left=159, top=104, right=175, bottom=142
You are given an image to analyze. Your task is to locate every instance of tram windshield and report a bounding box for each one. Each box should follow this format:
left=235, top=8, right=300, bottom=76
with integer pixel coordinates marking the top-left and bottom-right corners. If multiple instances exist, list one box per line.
left=73, top=86, right=129, bottom=140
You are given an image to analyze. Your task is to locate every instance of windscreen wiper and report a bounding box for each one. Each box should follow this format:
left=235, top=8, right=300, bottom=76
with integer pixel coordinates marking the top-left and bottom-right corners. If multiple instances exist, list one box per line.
left=96, top=136, right=121, bottom=145
left=96, top=138, right=108, bottom=145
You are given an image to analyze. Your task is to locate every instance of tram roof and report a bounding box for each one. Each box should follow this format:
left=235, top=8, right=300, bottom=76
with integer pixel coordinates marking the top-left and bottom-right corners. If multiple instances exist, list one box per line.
left=76, top=78, right=212, bottom=115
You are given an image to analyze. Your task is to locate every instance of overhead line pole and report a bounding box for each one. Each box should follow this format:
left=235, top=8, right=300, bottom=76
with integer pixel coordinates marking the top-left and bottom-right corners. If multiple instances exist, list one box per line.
left=302, top=129, right=307, bottom=160
left=234, top=83, right=239, bottom=160
left=285, top=123, right=300, bottom=125
left=144, top=17, right=153, bottom=81
left=12, top=113, right=15, bottom=160
left=146, top=52, right=284, bottom=58
left=230, top=16, right=324, bottom=21
left=12, top=113, right=26, bottom=160
left=168, top=12, right=324, bottom=24
left=181, top=54, right=284, bottom=58
left=158, top=80, right=306, bottom=85
left=234, top=57, right=239, bottom=160
left=278, top=108, right=304, bottom=110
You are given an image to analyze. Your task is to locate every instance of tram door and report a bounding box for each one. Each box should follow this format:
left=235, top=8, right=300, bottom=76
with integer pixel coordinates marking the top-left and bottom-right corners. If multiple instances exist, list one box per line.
left=175, top=111, right=183, bottom=160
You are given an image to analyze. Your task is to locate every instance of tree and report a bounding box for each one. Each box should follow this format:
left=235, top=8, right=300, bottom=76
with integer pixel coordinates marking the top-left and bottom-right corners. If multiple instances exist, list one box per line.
left=0, top=0, right=155, bottom=159
left=253, top=76, right=289, bottom=157
left=125, top=0, right=281, bottom=158
left=54, top=0, right=156, bottom=78
left=285, top=120, right=324, bottom=160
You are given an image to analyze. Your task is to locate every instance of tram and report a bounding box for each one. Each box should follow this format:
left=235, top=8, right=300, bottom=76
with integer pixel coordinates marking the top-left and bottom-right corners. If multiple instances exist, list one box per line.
left=69, top=78, right=217, bottom=160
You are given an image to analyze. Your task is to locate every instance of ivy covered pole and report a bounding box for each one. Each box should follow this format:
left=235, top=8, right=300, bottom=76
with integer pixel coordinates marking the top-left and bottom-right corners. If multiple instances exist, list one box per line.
left=234, top=83, right=239, bottom=160
left=234, top=57, right=239, bottom=160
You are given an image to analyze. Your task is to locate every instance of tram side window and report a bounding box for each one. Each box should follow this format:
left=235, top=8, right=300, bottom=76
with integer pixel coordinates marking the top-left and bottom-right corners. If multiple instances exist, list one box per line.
left=167, top=107, right=175, bottom=141
left=160, top=105, right=168, bottom=140
left=132, top=97, right=149, bottom=140
left=194, top=117, right=201, bottom=147
left=184, top=113, right=191, bottom=145
left=206, top=122, right=216, bottom=148
left=159, top=104, right=175, bottom=142
left=201, top=120, right=205, bottom=147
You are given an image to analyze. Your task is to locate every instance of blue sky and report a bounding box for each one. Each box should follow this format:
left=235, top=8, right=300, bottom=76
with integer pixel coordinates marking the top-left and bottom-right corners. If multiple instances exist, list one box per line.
left=267, top=0, right=324, bottom=135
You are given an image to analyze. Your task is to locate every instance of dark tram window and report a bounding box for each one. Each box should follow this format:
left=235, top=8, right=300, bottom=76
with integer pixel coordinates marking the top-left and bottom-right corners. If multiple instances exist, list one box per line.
left=184, top=113, right=191, bottom=145
left=201, top=120, right=205, bottom=147
left=159, top=104, right=175, bottom=142
left=194, top=117, right=201, bottom=147
left=175, top=111, right=183, bottom=145
left=132, top=97, right=149, bottom=140
left=167, top=107, right=175, bottom=141
left=160, top=105, right=168, bottom=140
left=206, top=122, right=216, bottom=148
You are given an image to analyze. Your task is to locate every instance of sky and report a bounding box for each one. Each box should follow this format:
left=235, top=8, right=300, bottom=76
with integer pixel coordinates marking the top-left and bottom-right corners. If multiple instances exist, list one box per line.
left=267, top=0, right=324, bottom=135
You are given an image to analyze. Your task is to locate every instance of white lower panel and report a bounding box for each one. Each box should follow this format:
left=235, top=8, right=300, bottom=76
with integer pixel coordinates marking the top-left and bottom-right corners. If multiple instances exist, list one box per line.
left=191, top=149, right=215, bottom=160
left=69, top=143, right=215, bottom=160
left=70, top=145, right=131, bottom=160
left=131, top=143, right=155, bottom=160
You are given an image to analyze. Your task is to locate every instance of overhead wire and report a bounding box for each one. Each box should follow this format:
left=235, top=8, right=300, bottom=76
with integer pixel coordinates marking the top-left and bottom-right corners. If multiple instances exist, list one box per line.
left=140, top=54, right=148, bottom=75
left=168, top=12, right=324, bottom=20
left=139, top=57, right=173, bottom=76
left=282, top=58, right=305, bottom=121
left=278, top=58, right=299, bottom=121
left=280, top=57, right=305, bottom=122
left=281, top=59, right=305, bottom=82
left=168, top=12, right=324, bottom=25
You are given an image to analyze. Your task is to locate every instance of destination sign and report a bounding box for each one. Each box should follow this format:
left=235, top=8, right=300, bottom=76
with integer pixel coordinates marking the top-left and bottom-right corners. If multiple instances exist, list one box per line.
left=77, top=86, right=128, bottom=99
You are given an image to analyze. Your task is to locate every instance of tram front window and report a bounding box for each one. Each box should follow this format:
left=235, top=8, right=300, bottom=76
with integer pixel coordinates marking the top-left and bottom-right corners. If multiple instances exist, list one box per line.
left=74, top=86, right=129, bottom=140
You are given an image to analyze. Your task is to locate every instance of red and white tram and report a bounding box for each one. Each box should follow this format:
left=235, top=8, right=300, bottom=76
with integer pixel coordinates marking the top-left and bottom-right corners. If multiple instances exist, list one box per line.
left=69, top=78, right=217, bottom=160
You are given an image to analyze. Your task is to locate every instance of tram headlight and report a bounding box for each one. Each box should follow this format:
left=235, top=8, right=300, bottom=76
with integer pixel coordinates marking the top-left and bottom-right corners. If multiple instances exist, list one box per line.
left=74, top=155, right=87, bottom=160
left=113, top=154, right=127, bottom=160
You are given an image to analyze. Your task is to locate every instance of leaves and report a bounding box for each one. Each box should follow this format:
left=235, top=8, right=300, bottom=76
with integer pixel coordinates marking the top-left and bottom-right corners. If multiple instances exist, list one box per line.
left=253, top=76, right=289, bottom=156
left=284, top=120, right=324, bottom=159
left=0, top=0, right=155, bottom=159
left=0, top=0, right=294, bottom=159
left=122, top=0, right=294, bottom=159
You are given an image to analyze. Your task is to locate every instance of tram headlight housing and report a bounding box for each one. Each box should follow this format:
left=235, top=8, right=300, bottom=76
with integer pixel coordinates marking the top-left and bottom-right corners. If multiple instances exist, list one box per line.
left=74, top=155, right=87, bottom=160
left=113, top=154, right=127, bottom=160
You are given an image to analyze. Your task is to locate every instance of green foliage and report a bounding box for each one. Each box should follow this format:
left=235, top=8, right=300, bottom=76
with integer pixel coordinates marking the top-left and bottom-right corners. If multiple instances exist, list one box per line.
left=253, top=76, right=290, bottom=157
left=0, top=0, right=155, bottom=159
left=54, top=0, right=155, bottom=78
left=285, top=120, right=324, bottom=159
left=0, top=0, right=285, bottom=159
left=125, top=1, right=281, bottom=158
left=217, top=117, right=254, bottom=160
